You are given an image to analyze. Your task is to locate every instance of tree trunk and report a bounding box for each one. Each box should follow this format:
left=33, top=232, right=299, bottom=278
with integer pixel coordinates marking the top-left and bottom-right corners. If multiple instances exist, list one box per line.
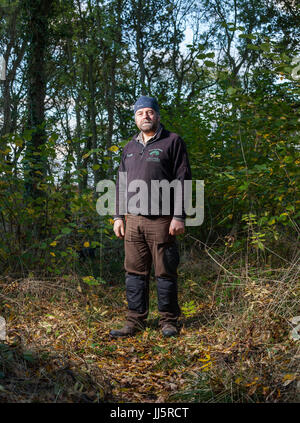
left=132, top=0, right=147, bottom=95
left=24, top=0, right=54, bottom=200
left=104, top=0, right=123, bottom=180
left=87, top=54, right=101, bottom=186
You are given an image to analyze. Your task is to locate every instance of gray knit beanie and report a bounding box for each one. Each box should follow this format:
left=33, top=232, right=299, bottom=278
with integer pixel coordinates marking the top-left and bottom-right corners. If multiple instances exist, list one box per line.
left=134, top=96, right=160, bottom=114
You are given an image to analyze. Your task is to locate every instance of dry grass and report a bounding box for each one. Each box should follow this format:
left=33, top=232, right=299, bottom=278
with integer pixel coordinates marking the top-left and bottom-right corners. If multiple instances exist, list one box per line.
left=0, top=247, right=299, bottom=403
left=175, top=243, right=300, bottom=403
left=0, top=275, right=112, bottom=403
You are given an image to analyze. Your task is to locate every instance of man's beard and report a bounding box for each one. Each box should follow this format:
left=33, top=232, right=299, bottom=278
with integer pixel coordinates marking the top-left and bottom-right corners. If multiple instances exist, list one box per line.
left=140, top=120, right=158, bottom=133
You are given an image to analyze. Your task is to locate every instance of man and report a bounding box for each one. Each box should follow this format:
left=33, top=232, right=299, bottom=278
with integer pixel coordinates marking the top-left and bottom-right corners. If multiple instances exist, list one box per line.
left=110, top=96, right=192, bottom=338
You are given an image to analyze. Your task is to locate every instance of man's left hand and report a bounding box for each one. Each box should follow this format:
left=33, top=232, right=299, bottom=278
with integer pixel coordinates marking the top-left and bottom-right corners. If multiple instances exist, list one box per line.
left=169, top=218, right=185, bottom=236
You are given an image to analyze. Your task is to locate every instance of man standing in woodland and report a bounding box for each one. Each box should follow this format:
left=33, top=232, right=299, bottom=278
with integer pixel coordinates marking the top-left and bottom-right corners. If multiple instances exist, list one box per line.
left=110, top=96, right=192, bottom=338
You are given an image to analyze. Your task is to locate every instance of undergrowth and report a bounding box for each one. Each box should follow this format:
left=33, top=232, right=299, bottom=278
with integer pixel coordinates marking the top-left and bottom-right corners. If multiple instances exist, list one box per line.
left=0, top=240, right=299, bottom=403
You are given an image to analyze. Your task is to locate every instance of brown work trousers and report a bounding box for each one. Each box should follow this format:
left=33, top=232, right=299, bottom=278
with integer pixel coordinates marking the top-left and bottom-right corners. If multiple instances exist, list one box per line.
left=124, top=215, right=181, bottom=328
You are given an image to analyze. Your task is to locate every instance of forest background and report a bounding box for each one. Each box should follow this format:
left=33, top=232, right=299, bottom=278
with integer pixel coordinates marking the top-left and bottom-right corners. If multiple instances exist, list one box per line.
left=0, top=0, right=299, bottom=404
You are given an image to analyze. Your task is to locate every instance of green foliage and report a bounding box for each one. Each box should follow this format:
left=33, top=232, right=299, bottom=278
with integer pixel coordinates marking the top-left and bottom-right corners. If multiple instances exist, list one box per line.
left=181, top=300, right=198, bottom=318
left=0, top=131, right=120, bottom=276
left=0, top=0, right=299, bottom=276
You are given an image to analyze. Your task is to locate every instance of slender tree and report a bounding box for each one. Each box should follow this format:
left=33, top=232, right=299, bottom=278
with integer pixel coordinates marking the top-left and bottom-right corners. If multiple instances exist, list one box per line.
left=23, top=0, right=55, bottom=200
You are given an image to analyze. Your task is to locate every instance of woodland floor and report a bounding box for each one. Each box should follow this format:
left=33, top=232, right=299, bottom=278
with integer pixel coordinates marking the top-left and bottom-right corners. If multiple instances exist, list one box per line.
left=0, top=255, right=299, bottom=403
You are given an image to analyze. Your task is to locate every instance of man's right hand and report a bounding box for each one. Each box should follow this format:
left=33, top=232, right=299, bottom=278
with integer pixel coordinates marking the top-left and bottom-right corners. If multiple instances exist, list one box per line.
left=113, top=219, right=125, bottom=239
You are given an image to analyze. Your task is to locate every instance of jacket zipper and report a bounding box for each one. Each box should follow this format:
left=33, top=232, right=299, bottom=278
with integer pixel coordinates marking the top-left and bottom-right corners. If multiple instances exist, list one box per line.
left=136, top=125, right=164, bottom=159
left=140, top=145, right=146, bottom=158
left=138, top=138, right=159, bottom=159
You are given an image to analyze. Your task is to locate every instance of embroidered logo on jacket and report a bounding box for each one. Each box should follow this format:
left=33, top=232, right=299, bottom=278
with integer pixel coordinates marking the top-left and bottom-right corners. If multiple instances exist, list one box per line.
left=146, top=148, right=163, bottom=162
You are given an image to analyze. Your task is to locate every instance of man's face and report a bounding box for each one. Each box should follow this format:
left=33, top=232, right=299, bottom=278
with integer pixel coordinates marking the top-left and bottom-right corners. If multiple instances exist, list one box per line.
left=135, top=107, right=160, bottom=134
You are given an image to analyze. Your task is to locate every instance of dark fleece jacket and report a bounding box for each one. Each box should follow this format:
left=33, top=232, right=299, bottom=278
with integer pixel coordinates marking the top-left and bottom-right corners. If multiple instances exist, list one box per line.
left=114, top=124, right=192, bottom=220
